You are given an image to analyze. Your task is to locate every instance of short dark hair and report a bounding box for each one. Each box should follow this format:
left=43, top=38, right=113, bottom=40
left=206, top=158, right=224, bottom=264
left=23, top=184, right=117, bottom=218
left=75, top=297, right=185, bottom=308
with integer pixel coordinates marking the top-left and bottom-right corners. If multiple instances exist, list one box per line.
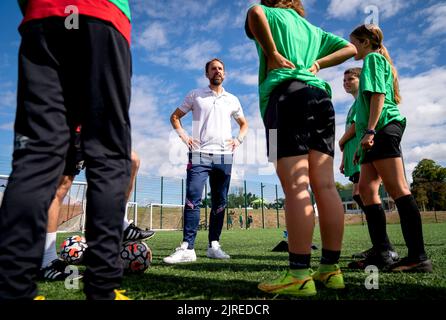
left=344, top=67, right=362, bottom=78
left=205, top=58, right=225, bottom=74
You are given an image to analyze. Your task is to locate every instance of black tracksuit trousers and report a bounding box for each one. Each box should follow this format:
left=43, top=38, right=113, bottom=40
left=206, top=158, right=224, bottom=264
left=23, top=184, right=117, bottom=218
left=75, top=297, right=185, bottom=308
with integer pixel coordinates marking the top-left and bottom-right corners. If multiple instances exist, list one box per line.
left=0, top=16, right=131, bottom=300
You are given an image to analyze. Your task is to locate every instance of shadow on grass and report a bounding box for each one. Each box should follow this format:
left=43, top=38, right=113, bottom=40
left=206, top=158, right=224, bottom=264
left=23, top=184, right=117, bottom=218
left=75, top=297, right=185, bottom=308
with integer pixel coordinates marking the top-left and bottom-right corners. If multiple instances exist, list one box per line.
left=121, top=273, right=265, bottom=300
left=120, top=271, right=446, bottom=300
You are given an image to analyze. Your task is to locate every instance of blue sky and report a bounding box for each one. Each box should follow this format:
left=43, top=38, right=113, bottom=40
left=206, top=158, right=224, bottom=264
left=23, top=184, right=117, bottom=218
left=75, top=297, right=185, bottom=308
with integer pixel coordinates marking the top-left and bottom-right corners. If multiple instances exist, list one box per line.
left=0, top=0, right=445, bottom=188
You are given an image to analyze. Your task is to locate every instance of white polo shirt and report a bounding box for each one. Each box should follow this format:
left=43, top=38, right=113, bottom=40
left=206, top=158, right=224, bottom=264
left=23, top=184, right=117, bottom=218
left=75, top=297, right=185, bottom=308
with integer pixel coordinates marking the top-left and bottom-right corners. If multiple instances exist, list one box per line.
left=179, top=86, right=245, bottom=154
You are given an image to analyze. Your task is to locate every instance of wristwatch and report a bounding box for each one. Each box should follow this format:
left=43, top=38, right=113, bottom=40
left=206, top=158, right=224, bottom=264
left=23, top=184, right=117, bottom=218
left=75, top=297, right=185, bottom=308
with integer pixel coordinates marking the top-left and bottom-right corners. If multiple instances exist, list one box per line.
left=236, top=136, right=244, bottom=144
left=364, top=128, right=377, bottom=135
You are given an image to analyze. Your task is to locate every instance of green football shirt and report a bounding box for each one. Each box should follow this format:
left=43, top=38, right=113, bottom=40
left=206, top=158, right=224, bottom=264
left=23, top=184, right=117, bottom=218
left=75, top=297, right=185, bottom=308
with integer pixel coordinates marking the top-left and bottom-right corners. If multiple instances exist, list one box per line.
left=355, top=52, right=406, bottom=163
left=343, top=101, right=360, bottom=177
left=246, top=4, right=349, bottom=118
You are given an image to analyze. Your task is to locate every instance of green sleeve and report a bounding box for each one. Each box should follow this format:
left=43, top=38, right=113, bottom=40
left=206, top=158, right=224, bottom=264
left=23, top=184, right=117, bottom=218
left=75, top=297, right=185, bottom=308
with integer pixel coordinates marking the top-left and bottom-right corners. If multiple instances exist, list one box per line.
left=18, top=0, right=27, bottom=15
left=317, top=30, right=349, bottom=59
left=362, top=54, right=387, bottom=95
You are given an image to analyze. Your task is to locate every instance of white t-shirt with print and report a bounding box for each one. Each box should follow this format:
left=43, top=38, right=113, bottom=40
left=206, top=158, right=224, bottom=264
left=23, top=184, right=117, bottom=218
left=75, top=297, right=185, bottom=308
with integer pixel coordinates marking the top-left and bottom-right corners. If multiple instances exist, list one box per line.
left=179, top=86, right=244, bottom=154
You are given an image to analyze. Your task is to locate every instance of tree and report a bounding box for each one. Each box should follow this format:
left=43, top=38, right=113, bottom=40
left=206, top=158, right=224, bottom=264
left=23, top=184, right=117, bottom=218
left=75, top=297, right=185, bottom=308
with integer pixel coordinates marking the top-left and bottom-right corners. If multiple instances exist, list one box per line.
left=335, top=182, right=353, bottom=192
left=412, top=159, right=446, bottom=184
left=412, top=184, right=428, bottom=212
left=411, top=159, right=446, bottom=210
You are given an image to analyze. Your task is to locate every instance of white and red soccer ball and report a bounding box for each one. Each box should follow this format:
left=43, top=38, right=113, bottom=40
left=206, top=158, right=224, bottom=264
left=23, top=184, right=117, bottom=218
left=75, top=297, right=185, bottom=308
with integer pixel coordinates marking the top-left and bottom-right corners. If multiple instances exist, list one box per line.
left=120, top=241, right=152, bottom=273
left=59, top=235, right=88, bottom=265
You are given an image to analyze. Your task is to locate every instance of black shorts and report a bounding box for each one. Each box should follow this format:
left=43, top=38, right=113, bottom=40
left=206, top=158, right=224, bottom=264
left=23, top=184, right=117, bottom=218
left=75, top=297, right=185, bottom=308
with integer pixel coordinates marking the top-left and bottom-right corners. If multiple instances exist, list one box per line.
left=362, top=121, right=404, bottom=164
left=348, top=172, right=360, bottom=184
left=263, top=80, right=335, bottom=161
left=63, top=127, right=84, bottom=176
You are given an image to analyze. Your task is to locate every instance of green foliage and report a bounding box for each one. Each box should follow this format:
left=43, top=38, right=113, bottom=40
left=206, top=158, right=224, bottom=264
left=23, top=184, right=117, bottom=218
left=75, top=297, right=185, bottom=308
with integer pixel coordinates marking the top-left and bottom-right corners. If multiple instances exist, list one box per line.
left=412, top=159, right=446, bottom=210
left=336, top=182, right=353, bottom=191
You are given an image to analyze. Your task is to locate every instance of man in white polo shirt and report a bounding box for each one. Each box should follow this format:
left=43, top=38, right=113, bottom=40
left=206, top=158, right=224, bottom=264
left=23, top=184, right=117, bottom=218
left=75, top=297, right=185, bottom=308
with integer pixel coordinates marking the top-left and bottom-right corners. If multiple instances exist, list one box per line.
left=164, top=58, right=248, bottom=264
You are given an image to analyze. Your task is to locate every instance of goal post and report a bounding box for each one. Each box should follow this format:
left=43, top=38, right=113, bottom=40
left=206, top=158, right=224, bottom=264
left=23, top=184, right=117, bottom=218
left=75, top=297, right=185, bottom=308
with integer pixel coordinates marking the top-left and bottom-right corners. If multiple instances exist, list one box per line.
left=147, top=203, right=184, bottom=231
left=58, top=180, right=87, bottom=233
left=125, top=201, right=138, bottom=225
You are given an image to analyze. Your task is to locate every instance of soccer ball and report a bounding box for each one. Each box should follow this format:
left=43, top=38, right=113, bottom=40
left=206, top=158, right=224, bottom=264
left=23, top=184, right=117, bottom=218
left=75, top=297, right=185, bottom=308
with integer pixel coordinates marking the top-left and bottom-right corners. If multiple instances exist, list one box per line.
left=120, top=241, right=152, bottom=273
left=59, top=235, right=88, bottom=265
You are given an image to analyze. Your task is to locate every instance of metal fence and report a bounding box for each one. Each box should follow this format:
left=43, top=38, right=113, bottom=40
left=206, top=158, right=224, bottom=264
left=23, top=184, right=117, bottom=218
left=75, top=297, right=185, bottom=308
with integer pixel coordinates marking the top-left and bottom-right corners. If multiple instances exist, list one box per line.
left=3, top=171, right=430, bottom=232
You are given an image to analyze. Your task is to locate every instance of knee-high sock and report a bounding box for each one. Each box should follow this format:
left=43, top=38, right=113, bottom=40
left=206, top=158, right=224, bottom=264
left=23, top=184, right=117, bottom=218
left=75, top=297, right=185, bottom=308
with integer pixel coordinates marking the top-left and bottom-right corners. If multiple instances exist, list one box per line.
left=363, top=204, right=392, bottom=252
left=395, top=194, right=427, bottom=261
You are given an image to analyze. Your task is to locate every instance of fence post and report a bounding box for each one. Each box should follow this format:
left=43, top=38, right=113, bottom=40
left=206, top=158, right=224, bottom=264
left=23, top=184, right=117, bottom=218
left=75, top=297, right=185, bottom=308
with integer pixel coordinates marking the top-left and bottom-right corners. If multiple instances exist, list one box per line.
left=433, top=187, right=438, bottom=223
left=181, top=178, right=184, bottom=229
left=204, top=182, right=208, bottom=230
left=261, top=182, right=265, bottom=229
left=181, top=178, right=184, bottom=204
left=244, top=180, right=248, bottom=229
left=133, top=174, right=137, bottom=223
left=275, top=184, right=279, bottom=228
left=133, top=174, right=137, bottom=203
left=160, top=176, right=164, bottom=229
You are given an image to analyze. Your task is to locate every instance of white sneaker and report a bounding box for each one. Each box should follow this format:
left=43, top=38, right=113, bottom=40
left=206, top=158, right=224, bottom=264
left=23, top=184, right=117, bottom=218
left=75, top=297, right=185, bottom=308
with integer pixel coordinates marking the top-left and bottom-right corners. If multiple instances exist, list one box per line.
left=207, top=241, right=230, bottom=259
left=163, top=242, right=197, bottom=264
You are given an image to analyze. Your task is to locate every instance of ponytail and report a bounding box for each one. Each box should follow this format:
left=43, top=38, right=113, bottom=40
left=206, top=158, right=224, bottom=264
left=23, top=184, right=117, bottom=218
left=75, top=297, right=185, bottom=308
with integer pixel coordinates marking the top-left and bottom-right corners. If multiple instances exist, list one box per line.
left=351, top=24, right=402, bottom=105
left=378, top=45, right=401, bottom=105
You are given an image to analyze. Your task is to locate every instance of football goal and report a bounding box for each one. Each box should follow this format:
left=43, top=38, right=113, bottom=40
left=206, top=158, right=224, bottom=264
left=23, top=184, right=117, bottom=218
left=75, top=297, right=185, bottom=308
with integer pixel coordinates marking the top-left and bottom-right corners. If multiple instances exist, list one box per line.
left=0, top=175, right=87, bottom=233
left=146, top=203, right=184, bottom=231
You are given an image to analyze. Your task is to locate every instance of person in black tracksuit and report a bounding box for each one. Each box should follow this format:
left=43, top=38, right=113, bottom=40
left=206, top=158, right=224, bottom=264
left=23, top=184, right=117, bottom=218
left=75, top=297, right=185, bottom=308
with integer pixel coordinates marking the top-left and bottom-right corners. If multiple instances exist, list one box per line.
left=0, top=1, right=132, bottom=299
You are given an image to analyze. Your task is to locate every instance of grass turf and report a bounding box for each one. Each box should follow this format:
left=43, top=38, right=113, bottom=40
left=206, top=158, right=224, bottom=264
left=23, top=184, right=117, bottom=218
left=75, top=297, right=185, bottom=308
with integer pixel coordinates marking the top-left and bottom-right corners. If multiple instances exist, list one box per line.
left=38, top=223, right=446, bottom=300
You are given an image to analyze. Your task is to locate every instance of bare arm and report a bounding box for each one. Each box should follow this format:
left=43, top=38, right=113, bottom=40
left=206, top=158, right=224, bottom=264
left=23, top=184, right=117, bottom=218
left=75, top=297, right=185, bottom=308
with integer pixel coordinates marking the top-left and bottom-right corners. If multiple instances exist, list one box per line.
left=227, top=116, right=249, bottom=152
left=339, top=122, right=356, bottom=151
left=310, top=44, right=357, bottom=74
left=170, top=108, right=199, bottom=150
left=236, top=116, right=249, bottom=141
left=361, top=93, right=385, bottom=150
left=247, top=5, right=295, bottom=71
left=170, top=108, right=186, bottom=135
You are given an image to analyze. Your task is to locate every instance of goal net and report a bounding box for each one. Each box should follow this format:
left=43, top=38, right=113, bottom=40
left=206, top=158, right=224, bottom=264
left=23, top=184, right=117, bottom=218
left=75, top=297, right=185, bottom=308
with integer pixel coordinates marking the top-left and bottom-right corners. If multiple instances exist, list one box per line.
left=0, top=175, right=87, bottom=233
left=0, top=175, right=186, bottom=232
left=140, top=203, right=184, bottom=231
left=54, top=180, right=87, bottom=233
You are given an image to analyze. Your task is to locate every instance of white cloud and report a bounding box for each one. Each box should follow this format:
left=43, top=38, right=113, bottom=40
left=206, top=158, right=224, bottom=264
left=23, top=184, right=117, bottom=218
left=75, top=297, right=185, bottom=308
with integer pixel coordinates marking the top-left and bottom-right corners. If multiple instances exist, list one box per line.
left=198, top=11, right=231, bottom=31
left=422, top=3, right=446, bottom=36
left=129, top=75, right=186, bottom=178
left=394, top=47, right=440, bottom=71
left=0, top=122, right=13, bottom=131
left=136, top=22, right=168, bottom=51
left=233, top=0, right=258, bottom=28
left=228, top=42, right=258, bottom=63
left=133, top=0, right=218, bottom=20
left=229, top=68, right=258, bottom=86
left=399, top=67, right=446, bottom=134
left=0, top=88, right=15, bottom=109
left=327, top=0, right=408, bottom=19
left=146, top=40, right=222, bottom=71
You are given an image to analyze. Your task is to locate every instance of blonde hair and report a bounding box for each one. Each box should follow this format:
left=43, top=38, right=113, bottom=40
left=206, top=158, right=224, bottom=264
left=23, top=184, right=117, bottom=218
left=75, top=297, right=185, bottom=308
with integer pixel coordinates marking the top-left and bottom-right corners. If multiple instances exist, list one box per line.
left=350, top=24, right=401, bottom=104
left=260, top=0, right=305, bottom=17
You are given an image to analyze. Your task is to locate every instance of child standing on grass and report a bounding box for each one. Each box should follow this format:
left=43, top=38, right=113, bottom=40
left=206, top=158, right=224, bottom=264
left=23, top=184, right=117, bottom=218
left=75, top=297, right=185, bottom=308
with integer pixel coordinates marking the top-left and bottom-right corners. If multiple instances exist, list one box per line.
left=246, top=0, right=356, bottom=297
left=339, top=68, right=398, bottom=264
left=349, top=24, right=432, bottom=272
